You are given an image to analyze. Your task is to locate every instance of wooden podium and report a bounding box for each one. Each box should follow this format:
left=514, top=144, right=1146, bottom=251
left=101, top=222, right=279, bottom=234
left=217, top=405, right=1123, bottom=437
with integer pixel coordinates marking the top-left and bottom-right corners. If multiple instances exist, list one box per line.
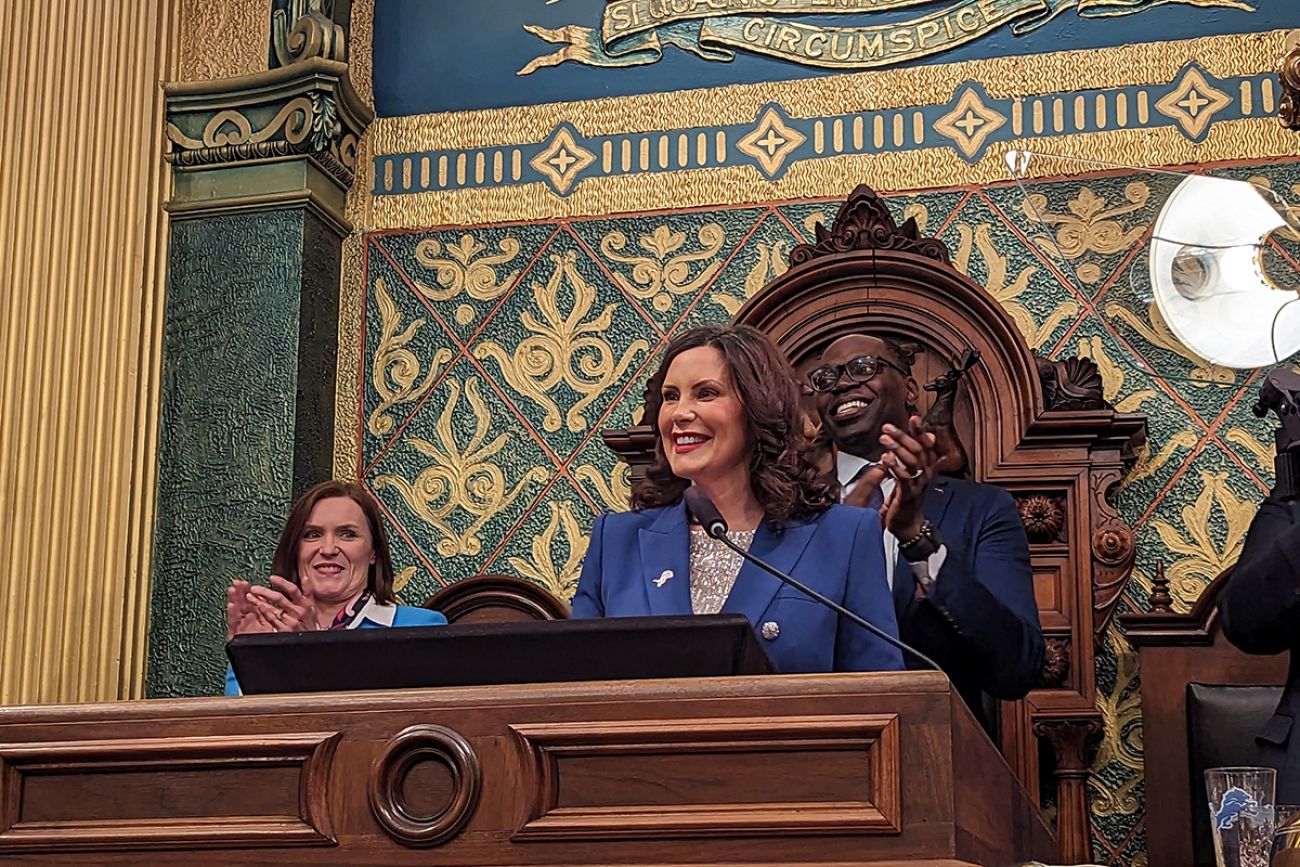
left=0, top=671, right=1054, bottom=866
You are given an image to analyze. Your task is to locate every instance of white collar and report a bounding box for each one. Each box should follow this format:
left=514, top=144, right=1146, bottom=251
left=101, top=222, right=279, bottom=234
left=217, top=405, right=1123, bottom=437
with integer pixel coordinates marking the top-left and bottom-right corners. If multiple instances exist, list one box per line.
left=836, top=450, right=873, bottom=486
left=350, top=596, right=397, bottom=628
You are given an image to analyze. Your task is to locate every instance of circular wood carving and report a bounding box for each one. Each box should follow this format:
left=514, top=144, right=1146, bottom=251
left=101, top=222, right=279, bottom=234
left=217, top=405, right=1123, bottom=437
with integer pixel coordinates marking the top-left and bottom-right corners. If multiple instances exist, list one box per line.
left=369, top=724, right=481, bottom=847
left=1017, top=494, right=1065, bottom=544
left=1091, top=527, right=1134, bottom=567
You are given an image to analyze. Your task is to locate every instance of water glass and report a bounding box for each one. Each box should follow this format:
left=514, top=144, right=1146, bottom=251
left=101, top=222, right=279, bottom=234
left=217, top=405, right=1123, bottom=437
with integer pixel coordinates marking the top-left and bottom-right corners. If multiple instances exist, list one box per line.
left=1206, top=766, right=1277, bottom=867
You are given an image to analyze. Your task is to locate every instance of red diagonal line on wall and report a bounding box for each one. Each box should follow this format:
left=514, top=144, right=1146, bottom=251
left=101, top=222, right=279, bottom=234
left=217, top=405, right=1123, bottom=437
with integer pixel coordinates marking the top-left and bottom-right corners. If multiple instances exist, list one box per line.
left=360, top=226, right=564, bottom=473
left=563, top=222, right=670, bottom=339
left=981, top=189, right=1237, bottom=435
left=1040, top=227, right=1150, bottom=359
left=362, top=230, right=568, bottom=476
left=475, top=210, right=779, bottom=569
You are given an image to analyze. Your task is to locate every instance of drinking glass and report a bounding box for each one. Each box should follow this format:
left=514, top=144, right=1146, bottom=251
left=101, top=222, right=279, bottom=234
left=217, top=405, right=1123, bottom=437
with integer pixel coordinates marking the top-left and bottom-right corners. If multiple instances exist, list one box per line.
left=1205, top=766, right=1277, bottom=867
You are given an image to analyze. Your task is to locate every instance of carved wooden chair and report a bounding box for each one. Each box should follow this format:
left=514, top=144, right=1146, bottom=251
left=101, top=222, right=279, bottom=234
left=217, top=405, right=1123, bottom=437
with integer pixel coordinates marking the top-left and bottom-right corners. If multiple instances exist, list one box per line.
left=603, top=185, right=1147, bottom=864
left=424, top=574, right=570, bottom=624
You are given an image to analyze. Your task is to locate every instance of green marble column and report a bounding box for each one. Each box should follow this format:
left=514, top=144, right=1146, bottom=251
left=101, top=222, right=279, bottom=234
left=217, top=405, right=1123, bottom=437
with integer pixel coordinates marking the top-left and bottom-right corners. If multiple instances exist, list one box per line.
left=148, top=54, right=371, bottom=697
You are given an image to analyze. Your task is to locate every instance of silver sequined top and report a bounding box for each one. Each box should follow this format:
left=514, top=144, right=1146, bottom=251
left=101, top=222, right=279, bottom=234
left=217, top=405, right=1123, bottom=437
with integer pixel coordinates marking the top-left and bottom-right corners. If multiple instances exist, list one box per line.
left=689, top=527, right=757, bottom=615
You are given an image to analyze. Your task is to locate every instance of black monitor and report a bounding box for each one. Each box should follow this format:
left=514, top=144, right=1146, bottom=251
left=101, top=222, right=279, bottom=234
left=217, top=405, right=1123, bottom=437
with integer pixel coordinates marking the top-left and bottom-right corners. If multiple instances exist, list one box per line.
left=227, top=614, right=774, bottom=695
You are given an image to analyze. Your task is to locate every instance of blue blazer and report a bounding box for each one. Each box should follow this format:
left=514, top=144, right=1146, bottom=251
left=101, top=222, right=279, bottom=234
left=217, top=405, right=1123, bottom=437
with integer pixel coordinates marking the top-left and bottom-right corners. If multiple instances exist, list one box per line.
left=892, top=477, right=1044, bottom=704
left=225, top=602, right=447, bottom=696
left=570, top=502, right=904, bottom=674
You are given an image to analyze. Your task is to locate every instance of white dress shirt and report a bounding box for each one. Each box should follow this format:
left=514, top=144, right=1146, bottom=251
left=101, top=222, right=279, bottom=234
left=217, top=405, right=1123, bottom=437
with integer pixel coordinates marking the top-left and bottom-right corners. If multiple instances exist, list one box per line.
left=837, top=450, right=948, bottom=592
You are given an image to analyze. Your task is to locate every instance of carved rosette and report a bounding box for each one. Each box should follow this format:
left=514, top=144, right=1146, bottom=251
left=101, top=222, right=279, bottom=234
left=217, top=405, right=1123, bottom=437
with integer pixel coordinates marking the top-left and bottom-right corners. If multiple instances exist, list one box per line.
left=788, top=184, right=952, bottom=267
left=1041, top=637, right=1071, bottom=688
left=164, top=57, right=372, bottom=190
left=1281, top=37, right=1300, bottom=131
left=1017, top=494, right=1066, bottom=544
left=1089, top=467, right=1136, bottom=638
left=1035, top=355, right=1107, bottom=411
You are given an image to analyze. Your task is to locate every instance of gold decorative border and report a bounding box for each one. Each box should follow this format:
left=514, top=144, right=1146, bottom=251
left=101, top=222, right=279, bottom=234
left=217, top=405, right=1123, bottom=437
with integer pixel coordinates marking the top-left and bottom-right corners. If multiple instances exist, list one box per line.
left=371, top=29, right=1292, bottom=154
left=333, top=26, right=1299, bottom=488
left=350, top=0, right=374, bottom=109
left=177, top=0, right=270, bottom=82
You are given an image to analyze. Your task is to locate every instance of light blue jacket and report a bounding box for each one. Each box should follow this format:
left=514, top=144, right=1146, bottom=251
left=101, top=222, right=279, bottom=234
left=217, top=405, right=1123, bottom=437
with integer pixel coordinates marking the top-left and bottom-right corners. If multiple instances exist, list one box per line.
left=225, top=600, right=447, bottom=696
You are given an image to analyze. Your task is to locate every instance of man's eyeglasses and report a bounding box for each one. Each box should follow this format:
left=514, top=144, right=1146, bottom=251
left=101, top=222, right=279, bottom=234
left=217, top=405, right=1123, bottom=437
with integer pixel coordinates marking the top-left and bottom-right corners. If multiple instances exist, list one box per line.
left=806, top=355, right=907, bottom=393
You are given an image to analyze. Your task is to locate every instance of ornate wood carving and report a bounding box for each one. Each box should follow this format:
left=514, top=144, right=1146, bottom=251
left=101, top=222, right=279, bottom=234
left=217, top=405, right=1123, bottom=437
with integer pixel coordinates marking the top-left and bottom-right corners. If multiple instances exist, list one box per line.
left=1034, top=718, right=1103, bottom=865
left=0, top=732, right=339, bottom=852
left=922, top=349, right=978, bottom=478
left=788, top=183, right=951, bottom=267
left=1041, top=637, right=1071, bottom=688
left=601, top=425, right=657, bottom=487
left=368, top=724, right=481, bottom=847
left=600, top=185, right=1147, bottom=864
left=1036, top=355, right=1107, bottom=411
left=1281, top=35, right=1300, bottom=131
left=510, top=714, right=902, bottom=840
left=1017, top=494, right=1066, bottom=544
left=1089, top=467, right=1137, bottom=638
left=1148, top=562, right=1174, bottom=613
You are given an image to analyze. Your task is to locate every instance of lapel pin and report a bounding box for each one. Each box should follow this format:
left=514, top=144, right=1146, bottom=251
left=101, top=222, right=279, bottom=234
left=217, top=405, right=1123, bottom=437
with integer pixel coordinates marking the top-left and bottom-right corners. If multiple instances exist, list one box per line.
left=654, top=569, right=674, bottom=587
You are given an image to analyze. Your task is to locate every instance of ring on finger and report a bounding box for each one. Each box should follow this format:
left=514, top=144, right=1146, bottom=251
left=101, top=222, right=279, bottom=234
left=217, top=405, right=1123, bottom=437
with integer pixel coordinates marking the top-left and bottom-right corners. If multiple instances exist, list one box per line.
left=905, top=466, right=924, bottom=480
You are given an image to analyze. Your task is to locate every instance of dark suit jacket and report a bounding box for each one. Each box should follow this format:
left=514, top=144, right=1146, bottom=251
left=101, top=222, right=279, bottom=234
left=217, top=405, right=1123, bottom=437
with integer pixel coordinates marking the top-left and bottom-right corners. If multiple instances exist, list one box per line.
left=570, top=502, right=905, bottom=674
left=891, top=477, right=1045, bottom=718
left=1218, top=495, right=1300, bottom=804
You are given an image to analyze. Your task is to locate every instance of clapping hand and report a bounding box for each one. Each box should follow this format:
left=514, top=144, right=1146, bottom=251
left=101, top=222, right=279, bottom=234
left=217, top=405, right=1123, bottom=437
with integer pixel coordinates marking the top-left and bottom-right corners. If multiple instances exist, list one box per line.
left=877, top=416, right=938, bottom=539
left=843, top=416, right=939, bottom=540
left=227, top=575, right=321, bottom=637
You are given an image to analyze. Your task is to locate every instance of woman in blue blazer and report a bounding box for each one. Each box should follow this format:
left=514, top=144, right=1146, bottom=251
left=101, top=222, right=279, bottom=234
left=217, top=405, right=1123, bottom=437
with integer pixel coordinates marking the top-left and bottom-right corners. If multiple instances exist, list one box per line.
left=571, top=324, right=903, bottom=674
left=224, top=480, right=446, bottom=695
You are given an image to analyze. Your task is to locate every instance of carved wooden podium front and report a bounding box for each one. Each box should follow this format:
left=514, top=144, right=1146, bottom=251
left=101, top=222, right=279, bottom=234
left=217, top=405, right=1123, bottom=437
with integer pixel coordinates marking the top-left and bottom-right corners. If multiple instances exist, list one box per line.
left=605, top=186, right=1147, bottom=863
left=0, top=673, right=1053, bottom=865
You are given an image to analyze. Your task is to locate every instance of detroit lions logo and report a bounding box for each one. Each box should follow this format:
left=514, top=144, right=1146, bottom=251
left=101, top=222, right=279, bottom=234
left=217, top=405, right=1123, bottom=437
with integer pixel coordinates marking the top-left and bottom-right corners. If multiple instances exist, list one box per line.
left=1213, top=786, right=1260, bottom=831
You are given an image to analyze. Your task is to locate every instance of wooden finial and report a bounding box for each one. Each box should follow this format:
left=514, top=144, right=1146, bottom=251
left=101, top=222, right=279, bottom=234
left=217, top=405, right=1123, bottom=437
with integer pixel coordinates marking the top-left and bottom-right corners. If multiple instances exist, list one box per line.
left=1150, top=563, right=1174, bottom=613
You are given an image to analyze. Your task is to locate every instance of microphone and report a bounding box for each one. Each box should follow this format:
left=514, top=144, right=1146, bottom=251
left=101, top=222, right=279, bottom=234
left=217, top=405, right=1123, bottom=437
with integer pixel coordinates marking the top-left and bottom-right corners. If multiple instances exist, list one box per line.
left=683, top=487, right=941, bottom=672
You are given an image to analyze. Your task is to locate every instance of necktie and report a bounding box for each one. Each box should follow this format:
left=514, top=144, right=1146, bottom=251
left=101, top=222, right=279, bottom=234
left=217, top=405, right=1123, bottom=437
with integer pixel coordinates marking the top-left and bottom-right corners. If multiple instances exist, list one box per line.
left=850, top=465, right=884, bottom=510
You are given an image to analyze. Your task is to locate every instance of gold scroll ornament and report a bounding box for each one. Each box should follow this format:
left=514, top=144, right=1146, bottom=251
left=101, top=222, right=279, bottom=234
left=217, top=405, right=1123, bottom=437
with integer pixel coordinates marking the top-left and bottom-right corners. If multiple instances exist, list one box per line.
left=521, top=0, right=1250, bottom=74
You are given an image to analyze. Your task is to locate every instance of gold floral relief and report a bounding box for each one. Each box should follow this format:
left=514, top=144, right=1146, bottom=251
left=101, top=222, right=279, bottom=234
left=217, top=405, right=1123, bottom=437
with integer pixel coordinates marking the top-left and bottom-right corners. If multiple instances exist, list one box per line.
left=1224, top=427, right=1275, bottom=475
left=475, top=250, right=651, bottom=433
left=1076, top=335, right=1157, bottom=414
left=1023, top=183, right=1150, bottom=284
left=574, top=462, right=632, bottom=512
left=507, top=500, right=590, bottom=601
left=412, top=234, right=522, bottom=318
left=393, top=565, right=417, bottom=598
left=600, top=223, right=725, bottom=312
left=374, top=377, right=548, bottom=557
left=710, top=240, right=789, bottom=316
left=1089, top=625, right=1143, bottom=818
left=1103, top=301, right=1234, bottom=386
left=1150, top=469, right=1257, bottom=608
left=367, top=277, right=453, bottom=437
left=1122, top=431, right=1201, bottom=490
left=953, top=222, right=1079, bottom=350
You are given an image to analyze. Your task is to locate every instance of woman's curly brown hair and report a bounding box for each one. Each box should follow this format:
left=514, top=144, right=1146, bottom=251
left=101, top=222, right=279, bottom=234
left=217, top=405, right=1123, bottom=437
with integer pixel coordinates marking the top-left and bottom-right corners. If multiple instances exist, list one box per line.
left=631, top=324, right=840, bottom=523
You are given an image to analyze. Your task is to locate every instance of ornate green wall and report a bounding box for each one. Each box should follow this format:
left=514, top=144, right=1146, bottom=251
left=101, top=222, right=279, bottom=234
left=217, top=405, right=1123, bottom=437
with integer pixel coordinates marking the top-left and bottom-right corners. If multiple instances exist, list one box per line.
left=353, top=164, right=1291, bottom=862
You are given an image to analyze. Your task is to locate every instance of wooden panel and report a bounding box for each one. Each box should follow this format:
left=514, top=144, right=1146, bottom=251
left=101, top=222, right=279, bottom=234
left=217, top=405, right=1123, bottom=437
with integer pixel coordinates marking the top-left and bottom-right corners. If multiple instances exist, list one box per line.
left=510, top=715, right=901, bottom=840
left=0, top=671, right=1055, bottom=865
left=0, top=732, right=339, bottom=853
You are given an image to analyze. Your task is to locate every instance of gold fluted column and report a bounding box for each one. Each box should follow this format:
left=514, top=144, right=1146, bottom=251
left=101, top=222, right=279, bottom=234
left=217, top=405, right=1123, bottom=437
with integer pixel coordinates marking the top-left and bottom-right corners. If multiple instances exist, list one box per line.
left=0, top=0, right=179, bottom=703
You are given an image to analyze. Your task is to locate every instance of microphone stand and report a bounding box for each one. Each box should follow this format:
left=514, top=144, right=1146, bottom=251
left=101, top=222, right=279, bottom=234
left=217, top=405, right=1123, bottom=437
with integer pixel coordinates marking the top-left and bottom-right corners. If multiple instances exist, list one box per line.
left=705, top=526, right=944, bottom=673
